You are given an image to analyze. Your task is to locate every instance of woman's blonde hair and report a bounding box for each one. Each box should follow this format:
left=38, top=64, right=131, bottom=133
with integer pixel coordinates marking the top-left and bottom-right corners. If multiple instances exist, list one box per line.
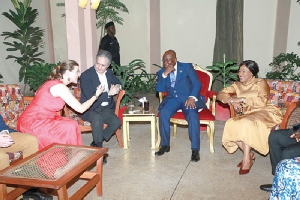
left=47, top=60, right=79, bottom=80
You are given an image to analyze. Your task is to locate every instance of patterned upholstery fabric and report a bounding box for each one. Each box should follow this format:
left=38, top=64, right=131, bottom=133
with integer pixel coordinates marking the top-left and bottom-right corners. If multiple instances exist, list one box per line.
left=0, top=84, right=24, bottom=130
left=0, top=84, right=26, bottom=164
left=67, top=82, right=90, bottom=126
left=266, top=80, right=300, bottom=115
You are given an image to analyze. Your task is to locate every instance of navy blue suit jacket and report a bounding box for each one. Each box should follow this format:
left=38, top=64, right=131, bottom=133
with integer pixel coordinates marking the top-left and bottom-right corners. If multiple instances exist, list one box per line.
left=79, top=67, right=121, bottom=121
left=156, top=61, right=207, bottom=110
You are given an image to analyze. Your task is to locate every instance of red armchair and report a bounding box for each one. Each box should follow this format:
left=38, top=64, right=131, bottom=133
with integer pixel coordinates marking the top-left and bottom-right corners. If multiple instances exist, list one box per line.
left=156, top=64, right=217, bottom=153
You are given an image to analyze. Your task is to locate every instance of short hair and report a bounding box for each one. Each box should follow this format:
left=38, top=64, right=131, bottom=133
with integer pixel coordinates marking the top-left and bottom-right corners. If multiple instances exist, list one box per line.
left=96, top=50, right=112, bottom=65
left=239, top=60, right=259, bottom=78
left=48, top=60, right=79, bottom=80
left=105, top=21, right=114, bottom=29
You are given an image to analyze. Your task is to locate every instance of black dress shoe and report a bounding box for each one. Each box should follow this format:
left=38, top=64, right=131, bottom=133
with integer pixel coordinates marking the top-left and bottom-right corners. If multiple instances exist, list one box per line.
left=260, top=184, right=273, bottom=192
left=22, top=189, right=53, bottom=200
left=90, top=141, right=96, bottom=147
left=103, top=153, right=108, bottom=164
left=90, top=141, right=103, bottom=147
left=191, top=150, right=200, bottom=162
left=155, top=146, right=170, bottom=156
left=91, top=142, right=107, bottom=164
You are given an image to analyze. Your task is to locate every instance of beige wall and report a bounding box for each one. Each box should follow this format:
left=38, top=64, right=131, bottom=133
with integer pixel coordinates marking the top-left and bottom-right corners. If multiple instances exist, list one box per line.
left=244, top=0, right=278, bottom=77
left=1, top=0, right=300, bottom=85
left=50, top=0, right=68, bottom=64
left=160, top=0, right=216, bottom=67
left=103, top=0, right=151, bottom=73
left=287, top=0, right=300, bottom=55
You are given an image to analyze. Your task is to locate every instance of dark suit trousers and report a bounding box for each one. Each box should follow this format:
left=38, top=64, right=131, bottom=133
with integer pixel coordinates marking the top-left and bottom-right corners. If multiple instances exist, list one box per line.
left=88, top=106, right=121, bottom=144
left=269, top=129, right=300, bottom=174
left=159, top=97, right=200, bottom=150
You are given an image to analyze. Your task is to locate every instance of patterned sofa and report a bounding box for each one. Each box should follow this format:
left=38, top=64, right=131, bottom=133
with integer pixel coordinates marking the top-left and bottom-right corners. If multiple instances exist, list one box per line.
left=266, top=79, right=300, bottom=115
left=0, top=84, right=33, bottom=164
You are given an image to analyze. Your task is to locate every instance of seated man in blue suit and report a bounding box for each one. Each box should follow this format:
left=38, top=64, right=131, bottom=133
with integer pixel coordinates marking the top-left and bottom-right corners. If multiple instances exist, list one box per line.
left=155, top=50, right=207, bottom=162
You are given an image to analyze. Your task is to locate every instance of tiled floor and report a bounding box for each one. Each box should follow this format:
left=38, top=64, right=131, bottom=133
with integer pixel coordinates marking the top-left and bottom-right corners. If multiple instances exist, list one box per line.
left=57, top=94, right=273, bottom=199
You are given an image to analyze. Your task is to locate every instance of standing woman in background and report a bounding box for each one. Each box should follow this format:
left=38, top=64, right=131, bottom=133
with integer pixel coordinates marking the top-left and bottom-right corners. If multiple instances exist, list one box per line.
left=217, top=60, right=282, bottom=175
left=17, top=60, right=105, bottom=149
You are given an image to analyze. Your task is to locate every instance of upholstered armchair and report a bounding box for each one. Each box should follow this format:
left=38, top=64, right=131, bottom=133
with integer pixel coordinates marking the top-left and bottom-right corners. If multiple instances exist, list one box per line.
left=156, top=64, right=217, bottom=153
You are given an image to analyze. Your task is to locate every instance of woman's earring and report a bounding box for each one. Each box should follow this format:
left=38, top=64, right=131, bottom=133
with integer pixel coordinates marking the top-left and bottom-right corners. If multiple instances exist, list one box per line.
left=68, top=78, right=70, bottom=81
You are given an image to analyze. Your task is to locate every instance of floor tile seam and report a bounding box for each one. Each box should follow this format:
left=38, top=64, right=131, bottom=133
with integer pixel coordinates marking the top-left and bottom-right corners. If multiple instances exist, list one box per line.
left=170, top=160, right=191, bottom=200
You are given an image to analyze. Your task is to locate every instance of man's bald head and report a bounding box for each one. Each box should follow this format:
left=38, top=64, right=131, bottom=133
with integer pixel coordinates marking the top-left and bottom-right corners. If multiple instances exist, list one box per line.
left=162, top=50, right=177, bottom=68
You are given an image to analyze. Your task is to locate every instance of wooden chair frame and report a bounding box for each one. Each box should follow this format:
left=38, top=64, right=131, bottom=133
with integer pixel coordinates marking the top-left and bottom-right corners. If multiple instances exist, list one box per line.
left=63, top=90, right=125, bottom=148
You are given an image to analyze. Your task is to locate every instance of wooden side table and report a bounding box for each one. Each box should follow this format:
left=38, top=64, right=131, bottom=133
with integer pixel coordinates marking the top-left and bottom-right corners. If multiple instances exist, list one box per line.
left=123, top=107, right=156, bottom=149
left=0, top=144, right=108, bottom=200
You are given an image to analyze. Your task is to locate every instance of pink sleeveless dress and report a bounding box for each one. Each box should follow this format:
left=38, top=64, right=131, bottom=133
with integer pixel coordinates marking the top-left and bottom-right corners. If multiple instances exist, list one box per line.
left=17, top=80, right=82, bottom=150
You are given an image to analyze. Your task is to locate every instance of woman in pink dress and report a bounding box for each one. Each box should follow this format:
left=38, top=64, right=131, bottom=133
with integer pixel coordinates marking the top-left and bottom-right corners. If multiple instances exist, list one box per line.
left=17, top=60, right=105, bottom=150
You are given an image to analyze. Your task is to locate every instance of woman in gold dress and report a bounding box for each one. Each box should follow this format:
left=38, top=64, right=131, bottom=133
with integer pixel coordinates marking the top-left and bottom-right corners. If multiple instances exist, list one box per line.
left=217, top=60, right=282, bottom=175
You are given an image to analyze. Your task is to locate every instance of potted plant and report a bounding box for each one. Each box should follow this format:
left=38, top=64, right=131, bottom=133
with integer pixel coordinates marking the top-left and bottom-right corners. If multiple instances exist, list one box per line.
left=266, top=52, right=300, bottom=81
left=206, top=54, right=239, bottom=89
left=111, top=59, right=157, bottom=107
left=25, top=62, right=58, bottom=92
left=1, top=0, right=45, bottom=85
left=206, top=54, right=239, bottom=121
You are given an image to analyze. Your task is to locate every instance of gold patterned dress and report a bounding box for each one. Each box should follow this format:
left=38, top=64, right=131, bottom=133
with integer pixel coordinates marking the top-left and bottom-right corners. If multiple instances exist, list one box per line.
left=217, top=77, right=282, bottom=155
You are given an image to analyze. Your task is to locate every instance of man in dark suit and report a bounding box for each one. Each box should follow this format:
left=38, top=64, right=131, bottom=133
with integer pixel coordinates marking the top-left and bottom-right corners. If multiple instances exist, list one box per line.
left=80, top=50, right=121, bottom=149
left=260, top=125, right=300, bottom=192
left=155, top=50, right=207, bottom=162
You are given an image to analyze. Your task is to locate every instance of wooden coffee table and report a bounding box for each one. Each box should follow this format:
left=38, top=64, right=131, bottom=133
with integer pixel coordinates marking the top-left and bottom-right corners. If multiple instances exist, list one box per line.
left=0, top=143, right=108, bottom=200
left=123, top=106, right=156, bottom=149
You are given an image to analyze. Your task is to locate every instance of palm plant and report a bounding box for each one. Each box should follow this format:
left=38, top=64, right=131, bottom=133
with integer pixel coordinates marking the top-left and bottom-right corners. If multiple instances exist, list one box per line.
left=1, top=0, right=44, bottom=83
left=96, top=0, right=129, bottom=37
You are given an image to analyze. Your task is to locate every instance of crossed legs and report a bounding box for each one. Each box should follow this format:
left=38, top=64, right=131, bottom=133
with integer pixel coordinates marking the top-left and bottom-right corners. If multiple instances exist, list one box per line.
left=89, top=106, right=121, bottom=147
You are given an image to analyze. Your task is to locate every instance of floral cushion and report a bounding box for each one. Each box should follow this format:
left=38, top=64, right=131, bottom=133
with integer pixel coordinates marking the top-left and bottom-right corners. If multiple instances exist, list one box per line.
left=0, top=85, right=24, bottom=130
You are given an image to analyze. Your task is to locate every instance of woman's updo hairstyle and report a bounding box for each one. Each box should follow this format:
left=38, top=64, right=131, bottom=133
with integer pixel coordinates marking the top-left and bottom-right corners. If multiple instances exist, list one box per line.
left=47, top=60, right=79, bottom=80
left=239, top=60, right=259, bottom=78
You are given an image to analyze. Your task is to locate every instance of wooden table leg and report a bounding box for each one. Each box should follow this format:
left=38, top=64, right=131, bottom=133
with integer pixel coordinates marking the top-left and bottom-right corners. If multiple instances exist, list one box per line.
left=96, top=157, right=104, bottom=196
left=150, top=116, right=156, bottom=149
left=126, top=121, right=130, bottom=141
left=57, top=185, right=68, bottom=199
left=0, top=184, right=7, bottom=200
left=123, top=118, right=128, bottom=149
left=156, top=117, right=161, bottom=149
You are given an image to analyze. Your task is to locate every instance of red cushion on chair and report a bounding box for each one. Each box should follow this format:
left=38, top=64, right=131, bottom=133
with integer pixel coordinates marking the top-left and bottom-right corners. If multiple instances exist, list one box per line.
left=199, top=109, right=215, bottom=120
